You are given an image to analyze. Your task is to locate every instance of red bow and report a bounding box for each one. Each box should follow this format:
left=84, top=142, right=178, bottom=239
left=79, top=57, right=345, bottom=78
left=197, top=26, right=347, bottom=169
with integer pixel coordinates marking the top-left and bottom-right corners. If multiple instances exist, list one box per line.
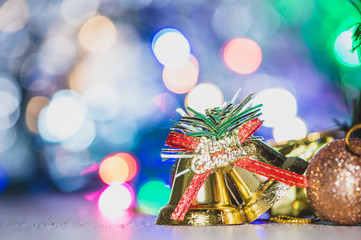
left=165, top=118, right=307, bottom=221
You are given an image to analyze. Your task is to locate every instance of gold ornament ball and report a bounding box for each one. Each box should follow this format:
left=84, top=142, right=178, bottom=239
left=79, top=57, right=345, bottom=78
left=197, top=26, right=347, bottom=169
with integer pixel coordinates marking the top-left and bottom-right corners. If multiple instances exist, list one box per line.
left=306, top=139, right=361, bottom=225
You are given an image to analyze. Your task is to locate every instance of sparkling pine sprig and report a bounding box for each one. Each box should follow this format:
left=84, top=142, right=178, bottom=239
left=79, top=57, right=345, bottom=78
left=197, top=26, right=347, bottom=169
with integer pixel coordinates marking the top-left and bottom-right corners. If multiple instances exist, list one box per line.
left=161, top=91, right=263, bottom=161
left=171, top=93, right=262, bottom=140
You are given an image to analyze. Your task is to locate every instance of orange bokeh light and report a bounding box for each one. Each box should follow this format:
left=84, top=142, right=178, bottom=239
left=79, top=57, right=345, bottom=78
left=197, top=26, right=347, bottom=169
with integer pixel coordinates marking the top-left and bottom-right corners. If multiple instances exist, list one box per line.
left=78, top=15, right=116, bottom=53
left=99, top=153, right=137, bottom=185
left=26, top=96, right=50, bottom=133
left=223, top=38, right=262, bottom=75
left=162, top=55, right=199, bottom=94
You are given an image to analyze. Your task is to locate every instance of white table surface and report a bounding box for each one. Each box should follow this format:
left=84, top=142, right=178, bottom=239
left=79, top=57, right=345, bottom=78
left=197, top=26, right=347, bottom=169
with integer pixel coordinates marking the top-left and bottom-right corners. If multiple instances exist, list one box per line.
left=0, top=194, right=360, bottom=240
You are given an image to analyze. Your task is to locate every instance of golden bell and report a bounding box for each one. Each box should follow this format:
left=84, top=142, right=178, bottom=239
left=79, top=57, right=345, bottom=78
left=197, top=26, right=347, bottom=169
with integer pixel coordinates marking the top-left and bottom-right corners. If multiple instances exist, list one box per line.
left=270, top=130, right=340, bottom=217
left=156, top=140, right=308, bottom=226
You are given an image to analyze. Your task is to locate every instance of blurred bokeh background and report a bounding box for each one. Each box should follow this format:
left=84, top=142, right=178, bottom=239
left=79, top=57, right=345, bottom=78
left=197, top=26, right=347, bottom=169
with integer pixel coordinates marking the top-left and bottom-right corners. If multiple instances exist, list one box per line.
left=0, top=0, right=360, bottom=220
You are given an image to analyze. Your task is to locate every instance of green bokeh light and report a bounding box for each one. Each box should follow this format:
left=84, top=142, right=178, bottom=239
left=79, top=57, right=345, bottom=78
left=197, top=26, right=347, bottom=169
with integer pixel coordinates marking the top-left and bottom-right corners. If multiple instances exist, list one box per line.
left=137, top=180, right=171, bottom=215
left=272, top=0, right=314, bottom=26
left=300, top=0, right=359, bottom=55
left=302, top=15, right=335, bottom=51
left=318, top=0, right=354, bottom=17
left=340, top=67, right=361, bottom=90
left=333, top=28, right=360, bottom=67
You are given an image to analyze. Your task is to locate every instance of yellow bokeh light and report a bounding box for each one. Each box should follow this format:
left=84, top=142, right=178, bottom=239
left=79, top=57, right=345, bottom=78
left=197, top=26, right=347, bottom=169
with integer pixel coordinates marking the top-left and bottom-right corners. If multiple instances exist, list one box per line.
left=69, top=60, right=101, bottom=94
left=185, top=83, right=223, bottom=115
left=25, top=96, right=50, bottom=134
left=293, top=200, right=300, bottom=210
left=0, top=0, right=29, bottom=33
left=162, top=55, right=199, bottom=94
left=78, top=15, right=116, bottom=53
left=69, top=51, right=125, bottom=94
left=69, top=59, right=110, bottom=94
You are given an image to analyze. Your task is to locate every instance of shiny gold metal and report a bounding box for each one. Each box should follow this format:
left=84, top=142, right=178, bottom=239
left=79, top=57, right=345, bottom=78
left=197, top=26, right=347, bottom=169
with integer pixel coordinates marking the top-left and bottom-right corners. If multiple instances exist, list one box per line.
left=270, top=130, right=341, bottom=217
left=345, top=124, right=361, bottom=154
left=156, top=140, right=308, bottom=225
left=269, top=215, right=317, bottom=224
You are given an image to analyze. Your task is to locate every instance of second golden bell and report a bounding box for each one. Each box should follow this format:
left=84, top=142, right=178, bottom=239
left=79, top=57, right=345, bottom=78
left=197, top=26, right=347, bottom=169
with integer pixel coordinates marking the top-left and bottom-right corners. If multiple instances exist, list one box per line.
left=156, top=140, right=308, bottom=226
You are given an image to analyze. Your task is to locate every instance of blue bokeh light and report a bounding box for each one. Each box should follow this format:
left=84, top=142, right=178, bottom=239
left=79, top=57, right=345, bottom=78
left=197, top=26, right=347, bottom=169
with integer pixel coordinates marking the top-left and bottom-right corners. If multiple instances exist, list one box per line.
left=0, top=166, right=8, bottom=194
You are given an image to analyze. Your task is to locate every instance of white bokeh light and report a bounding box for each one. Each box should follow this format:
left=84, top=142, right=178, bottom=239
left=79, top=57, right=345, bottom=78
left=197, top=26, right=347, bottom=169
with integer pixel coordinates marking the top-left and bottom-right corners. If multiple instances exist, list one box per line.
left=40, top=35, right=77, bottom=75
left=0, top=75, right=21, bottom=120
left=38, top=90, right=87, bottom=142
left=0, top=128, right=17, bottom=153
left=185, top=83, right=223, bottom=114
left=0, top=91, right=19, bottom=119
left=334, top=27, right=360, bottom=67
left=152, top=28, right=191, bottom=69
left=253, top=88, right=297, bottom=127
left=98, top=183, right=134, bottom=220
left=273, top=116, right=308, bottom=143
left=0, top=0, right=29, bottom=33
left=61, top=0, right=99, bottom=26
left=83, top=84, right=121, bottom=122
left=61, top=119, right=96, bottom=151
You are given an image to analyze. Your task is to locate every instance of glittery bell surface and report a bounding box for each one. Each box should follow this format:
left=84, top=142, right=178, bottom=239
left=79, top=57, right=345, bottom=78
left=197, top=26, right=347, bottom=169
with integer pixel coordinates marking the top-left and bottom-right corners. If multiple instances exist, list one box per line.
left=156, top=140, right=308, bottom=226
left=270, top=130, right=340, bottom=217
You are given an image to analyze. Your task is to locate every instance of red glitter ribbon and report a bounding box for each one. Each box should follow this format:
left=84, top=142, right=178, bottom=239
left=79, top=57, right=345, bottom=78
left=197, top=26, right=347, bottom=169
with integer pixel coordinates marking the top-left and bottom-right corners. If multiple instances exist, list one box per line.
left=170, top=171, right=210, bottom=221
left=238, top=118, right=263, bottom=143
left=165, top=132, right=199, bottom=152
left=233, top=158, right=307, bottom=188
left=167, top=118, right=307, bottom=221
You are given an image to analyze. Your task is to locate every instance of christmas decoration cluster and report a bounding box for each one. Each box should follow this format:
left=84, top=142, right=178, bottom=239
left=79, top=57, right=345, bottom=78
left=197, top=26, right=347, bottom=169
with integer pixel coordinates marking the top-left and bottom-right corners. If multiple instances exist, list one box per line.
left=156, top=92, right=361, bottom=226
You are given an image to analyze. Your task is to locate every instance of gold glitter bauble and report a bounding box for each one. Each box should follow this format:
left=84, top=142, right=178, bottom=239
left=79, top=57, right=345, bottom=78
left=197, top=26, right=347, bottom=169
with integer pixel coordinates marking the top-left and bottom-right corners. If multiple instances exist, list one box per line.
left=306, top=139, right=361, bottom=225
